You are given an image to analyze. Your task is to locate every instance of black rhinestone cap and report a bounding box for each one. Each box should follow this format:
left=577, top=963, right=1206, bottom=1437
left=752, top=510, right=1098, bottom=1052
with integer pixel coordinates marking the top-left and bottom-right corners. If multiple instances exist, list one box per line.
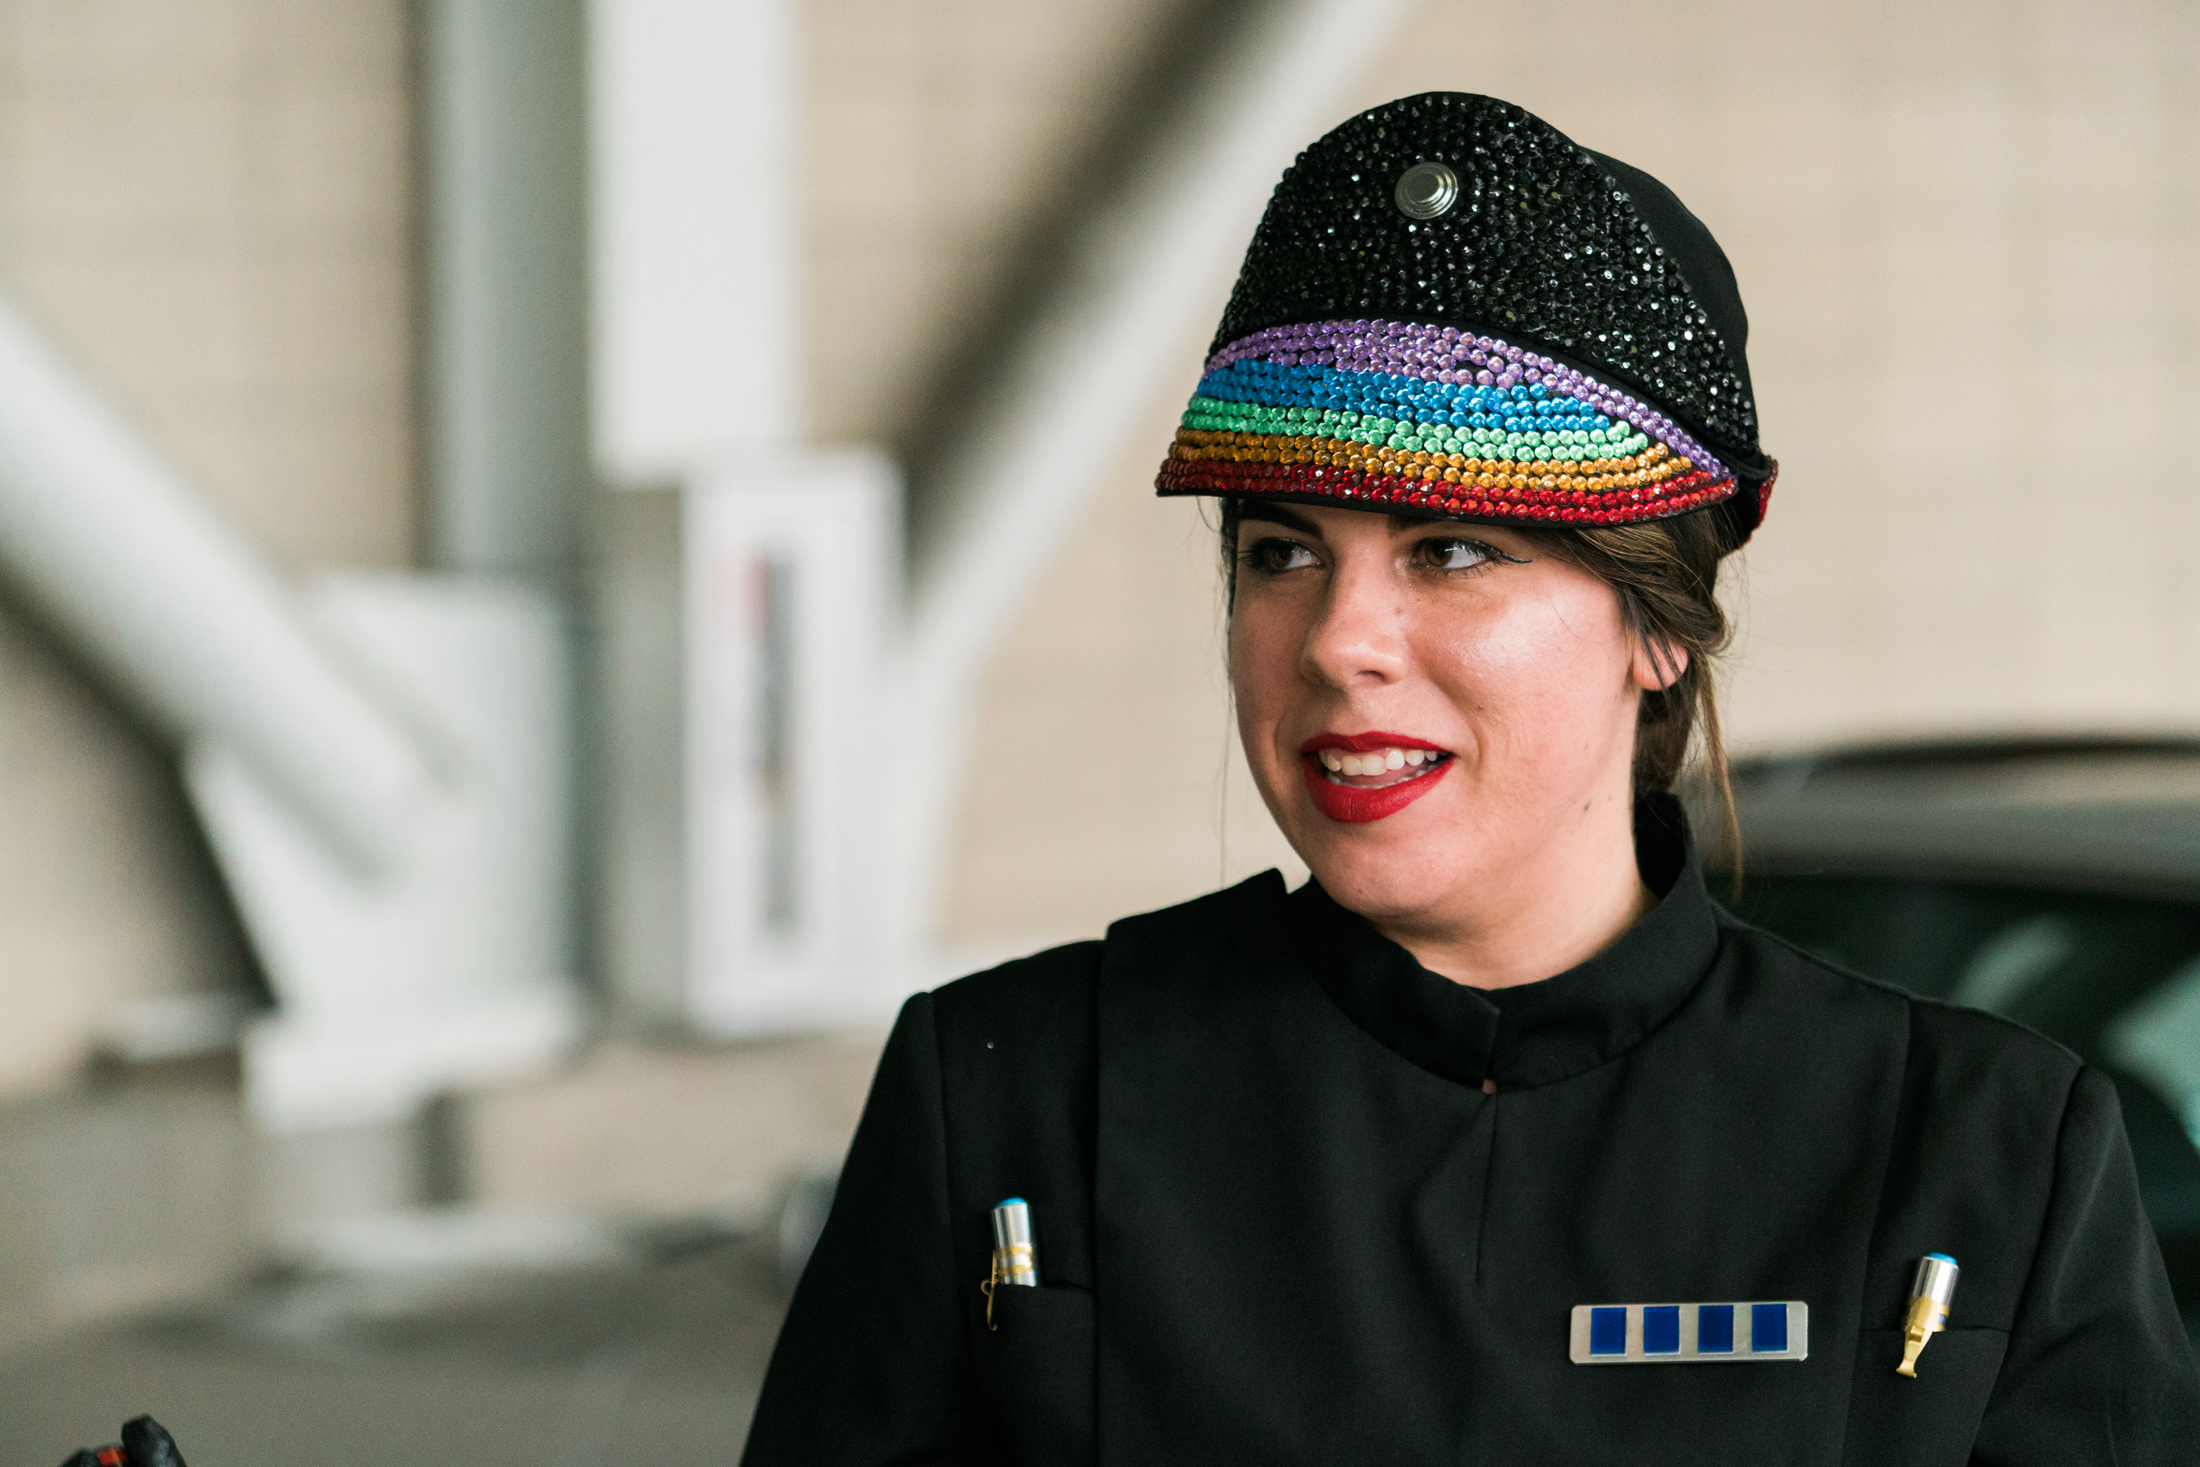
left=1208, top=93, right=1772, bottom=538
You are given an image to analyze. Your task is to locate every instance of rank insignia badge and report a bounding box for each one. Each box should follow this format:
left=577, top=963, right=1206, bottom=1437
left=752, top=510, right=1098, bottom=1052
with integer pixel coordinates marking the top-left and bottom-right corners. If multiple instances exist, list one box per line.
left=1569, top=1301, right=1809, bottom=1363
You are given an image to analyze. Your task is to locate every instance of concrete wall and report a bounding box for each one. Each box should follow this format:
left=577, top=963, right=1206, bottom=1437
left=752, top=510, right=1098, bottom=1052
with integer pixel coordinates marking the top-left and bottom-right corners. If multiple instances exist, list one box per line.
left=0, top=1081, right=252, bottom=1352
left=0, top=1, right=413, bottom=1095
left=0, top=2, right=416, bottom=566
left=936, top=0, right=2200, bottom=950
left=803, top=0, right=1178, bottom=448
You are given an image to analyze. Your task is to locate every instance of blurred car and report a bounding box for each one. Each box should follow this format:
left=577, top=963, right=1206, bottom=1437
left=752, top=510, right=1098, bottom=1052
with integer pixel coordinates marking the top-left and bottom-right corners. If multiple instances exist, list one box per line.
left=1720, top=737, right=2200, bottom=1348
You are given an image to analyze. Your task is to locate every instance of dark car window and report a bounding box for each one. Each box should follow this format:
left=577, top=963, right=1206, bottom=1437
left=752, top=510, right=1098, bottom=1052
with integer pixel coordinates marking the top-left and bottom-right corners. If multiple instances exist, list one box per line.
left=1730, top=873, right=2200, bottom=1342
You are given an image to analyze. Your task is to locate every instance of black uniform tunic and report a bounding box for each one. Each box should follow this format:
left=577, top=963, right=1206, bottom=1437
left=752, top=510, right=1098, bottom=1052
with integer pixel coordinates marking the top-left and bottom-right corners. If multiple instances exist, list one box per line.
left=743, top=805, right=2200, bottom=1464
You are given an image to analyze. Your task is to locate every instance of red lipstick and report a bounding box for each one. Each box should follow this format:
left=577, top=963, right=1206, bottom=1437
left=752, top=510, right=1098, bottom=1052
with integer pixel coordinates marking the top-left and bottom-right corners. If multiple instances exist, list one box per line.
left=1297, top=731, right=1453, bottom=824
left=1300, top=731, right=1450, bottom=755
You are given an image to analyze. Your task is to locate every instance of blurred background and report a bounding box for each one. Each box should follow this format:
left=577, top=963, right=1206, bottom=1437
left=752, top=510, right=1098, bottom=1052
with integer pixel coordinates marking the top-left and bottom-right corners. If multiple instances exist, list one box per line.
left=0, top=0, right=2192, bottom=1460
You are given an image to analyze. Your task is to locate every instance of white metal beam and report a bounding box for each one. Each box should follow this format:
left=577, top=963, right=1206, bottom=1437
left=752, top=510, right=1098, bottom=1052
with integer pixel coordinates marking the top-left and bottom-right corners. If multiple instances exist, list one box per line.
left=0, top=297, right=438, bottom=874
left=0, top=290, right=579, bottom=1136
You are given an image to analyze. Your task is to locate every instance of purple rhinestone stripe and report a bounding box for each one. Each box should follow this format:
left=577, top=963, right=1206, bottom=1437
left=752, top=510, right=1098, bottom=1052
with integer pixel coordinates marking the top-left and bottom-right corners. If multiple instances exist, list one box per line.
left=1206, top=320, right=1729, bottom=485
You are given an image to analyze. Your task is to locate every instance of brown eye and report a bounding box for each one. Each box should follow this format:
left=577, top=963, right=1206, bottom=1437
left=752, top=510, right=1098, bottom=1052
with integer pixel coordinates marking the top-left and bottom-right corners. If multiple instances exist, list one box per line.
left=1241, top=537, right=1319, bottom=574
left=1419, top=537, right=1496, bottom=570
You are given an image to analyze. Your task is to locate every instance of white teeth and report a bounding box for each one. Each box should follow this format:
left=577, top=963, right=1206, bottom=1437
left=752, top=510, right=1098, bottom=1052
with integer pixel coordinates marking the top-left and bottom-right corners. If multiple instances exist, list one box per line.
left=1318, top=746, right=1443, bottom=778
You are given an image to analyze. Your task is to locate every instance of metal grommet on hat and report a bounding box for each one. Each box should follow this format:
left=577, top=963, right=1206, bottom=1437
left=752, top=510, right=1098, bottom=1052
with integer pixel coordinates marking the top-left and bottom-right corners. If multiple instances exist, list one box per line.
left=1157, top=93, right=1776, bottom=543
left=1394, top=161, right=1458, bottom=220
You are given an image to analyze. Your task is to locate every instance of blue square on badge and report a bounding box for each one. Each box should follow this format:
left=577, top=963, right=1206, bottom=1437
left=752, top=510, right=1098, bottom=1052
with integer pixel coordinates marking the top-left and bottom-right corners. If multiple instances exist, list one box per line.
left=1696, top=1304, right=1734, bottom=1353
left=1642, top=1305, right=1680, bottom=1354
left=1752, top=1302, right=1788, bottom=1352
left=1589, top=1307, right=1628, bottom=1355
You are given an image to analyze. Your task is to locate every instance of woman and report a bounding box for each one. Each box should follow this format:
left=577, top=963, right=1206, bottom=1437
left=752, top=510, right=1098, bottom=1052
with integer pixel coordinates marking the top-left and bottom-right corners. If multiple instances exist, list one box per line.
left=742, top=93, right=2200, bottom=1464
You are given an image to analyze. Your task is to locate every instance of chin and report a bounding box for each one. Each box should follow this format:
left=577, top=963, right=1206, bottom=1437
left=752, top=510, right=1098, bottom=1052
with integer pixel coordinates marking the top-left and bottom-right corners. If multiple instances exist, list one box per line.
left=1290, top=806, right=1472, bottom=921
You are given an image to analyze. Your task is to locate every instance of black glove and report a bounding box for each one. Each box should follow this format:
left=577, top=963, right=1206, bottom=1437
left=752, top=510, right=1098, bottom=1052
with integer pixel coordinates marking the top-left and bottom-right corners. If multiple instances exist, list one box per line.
left=56, top=1416, right=186, bottom=1467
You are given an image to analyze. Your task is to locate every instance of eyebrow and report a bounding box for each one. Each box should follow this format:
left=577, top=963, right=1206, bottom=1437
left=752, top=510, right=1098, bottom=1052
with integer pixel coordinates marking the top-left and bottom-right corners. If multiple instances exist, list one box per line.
left=1235, top=503, right=1463, bottom=537
left=1236, top=502, right=1321, bottom=535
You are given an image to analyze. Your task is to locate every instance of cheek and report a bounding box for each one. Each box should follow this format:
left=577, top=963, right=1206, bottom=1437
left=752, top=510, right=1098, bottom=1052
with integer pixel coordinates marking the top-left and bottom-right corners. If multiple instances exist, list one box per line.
left=1226, top=601, right=1298, bottom=725
left=1421, top=585, right=1635, bottom=736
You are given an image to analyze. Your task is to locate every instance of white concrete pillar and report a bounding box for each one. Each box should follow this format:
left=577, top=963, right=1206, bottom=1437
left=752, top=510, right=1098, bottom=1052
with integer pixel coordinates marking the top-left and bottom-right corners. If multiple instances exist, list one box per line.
left=590, top=0, right=803, bottom=480
left=588, top=0, right=821, bottom=1031
left=418, top=0, right=591, bottom=583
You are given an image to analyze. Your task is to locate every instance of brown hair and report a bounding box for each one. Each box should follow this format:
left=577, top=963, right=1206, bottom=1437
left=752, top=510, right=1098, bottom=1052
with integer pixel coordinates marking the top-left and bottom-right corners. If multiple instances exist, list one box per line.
left=1219, top=499, right=1739, bottom=862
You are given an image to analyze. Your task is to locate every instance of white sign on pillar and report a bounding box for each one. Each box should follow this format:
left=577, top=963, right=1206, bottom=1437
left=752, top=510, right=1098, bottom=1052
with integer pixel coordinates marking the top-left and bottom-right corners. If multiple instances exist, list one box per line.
left=686, top=452, right=899, bottom=1033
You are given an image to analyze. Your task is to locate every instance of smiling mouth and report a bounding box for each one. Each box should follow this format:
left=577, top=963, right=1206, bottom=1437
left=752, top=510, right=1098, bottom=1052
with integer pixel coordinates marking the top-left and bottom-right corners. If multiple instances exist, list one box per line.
left=1296, top=736, right=1456, bottom=823
left=1310, top=745, right=1453, bottom=788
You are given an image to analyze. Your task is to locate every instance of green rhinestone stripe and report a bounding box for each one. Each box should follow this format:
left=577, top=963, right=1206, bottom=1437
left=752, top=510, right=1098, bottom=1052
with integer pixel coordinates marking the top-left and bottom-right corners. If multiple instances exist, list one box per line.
left=1181, top=395, right=1652, bottom=464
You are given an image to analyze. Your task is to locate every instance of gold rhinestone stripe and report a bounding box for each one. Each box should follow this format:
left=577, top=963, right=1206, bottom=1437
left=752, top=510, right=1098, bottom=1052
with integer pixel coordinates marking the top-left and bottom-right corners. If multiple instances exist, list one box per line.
left=1167, top=429, right=1689, bottom=495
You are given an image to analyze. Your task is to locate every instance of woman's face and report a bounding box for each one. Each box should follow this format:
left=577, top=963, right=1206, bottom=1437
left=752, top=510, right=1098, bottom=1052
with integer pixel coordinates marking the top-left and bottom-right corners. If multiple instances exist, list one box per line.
left=1229, top=502, right=1675, bottom=928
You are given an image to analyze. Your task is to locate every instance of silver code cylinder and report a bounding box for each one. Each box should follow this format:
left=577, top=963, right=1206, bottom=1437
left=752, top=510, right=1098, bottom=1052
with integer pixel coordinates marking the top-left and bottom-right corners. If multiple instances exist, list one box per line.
left=1912, top=1253, right=1959, bottom=1306
left=991, top=1198, right=1039, bottom=1286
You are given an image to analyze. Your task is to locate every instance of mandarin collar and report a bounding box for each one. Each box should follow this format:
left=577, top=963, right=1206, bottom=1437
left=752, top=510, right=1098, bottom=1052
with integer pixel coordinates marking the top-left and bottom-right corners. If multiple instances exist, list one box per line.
left=1286, top=795, right=1720, bottom=1092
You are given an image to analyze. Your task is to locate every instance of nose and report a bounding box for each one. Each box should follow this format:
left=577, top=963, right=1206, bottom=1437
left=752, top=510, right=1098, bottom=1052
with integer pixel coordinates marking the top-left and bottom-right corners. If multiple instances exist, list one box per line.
left=1301, top=552, right=1408, bottom=690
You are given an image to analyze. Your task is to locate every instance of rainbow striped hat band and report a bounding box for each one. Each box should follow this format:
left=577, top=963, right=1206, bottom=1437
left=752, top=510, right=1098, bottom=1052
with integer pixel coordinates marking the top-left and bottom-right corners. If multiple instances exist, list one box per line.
left=1159, top=320, right=1734, bottom=525
left=1158, top=94, right=1776, bottom=540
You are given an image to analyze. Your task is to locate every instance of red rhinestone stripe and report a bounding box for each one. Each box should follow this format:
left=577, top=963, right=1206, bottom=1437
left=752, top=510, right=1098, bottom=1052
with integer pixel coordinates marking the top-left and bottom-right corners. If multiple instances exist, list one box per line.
left=1156, top=456, right=1734, bottom=525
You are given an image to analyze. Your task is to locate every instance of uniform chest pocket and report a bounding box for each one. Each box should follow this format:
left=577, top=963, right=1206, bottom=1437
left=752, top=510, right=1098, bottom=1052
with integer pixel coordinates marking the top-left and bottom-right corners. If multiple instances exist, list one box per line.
left=967, top=1284, right=1096, bottom=1467
left=1841, top=1327, right=2008, bottom=1466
